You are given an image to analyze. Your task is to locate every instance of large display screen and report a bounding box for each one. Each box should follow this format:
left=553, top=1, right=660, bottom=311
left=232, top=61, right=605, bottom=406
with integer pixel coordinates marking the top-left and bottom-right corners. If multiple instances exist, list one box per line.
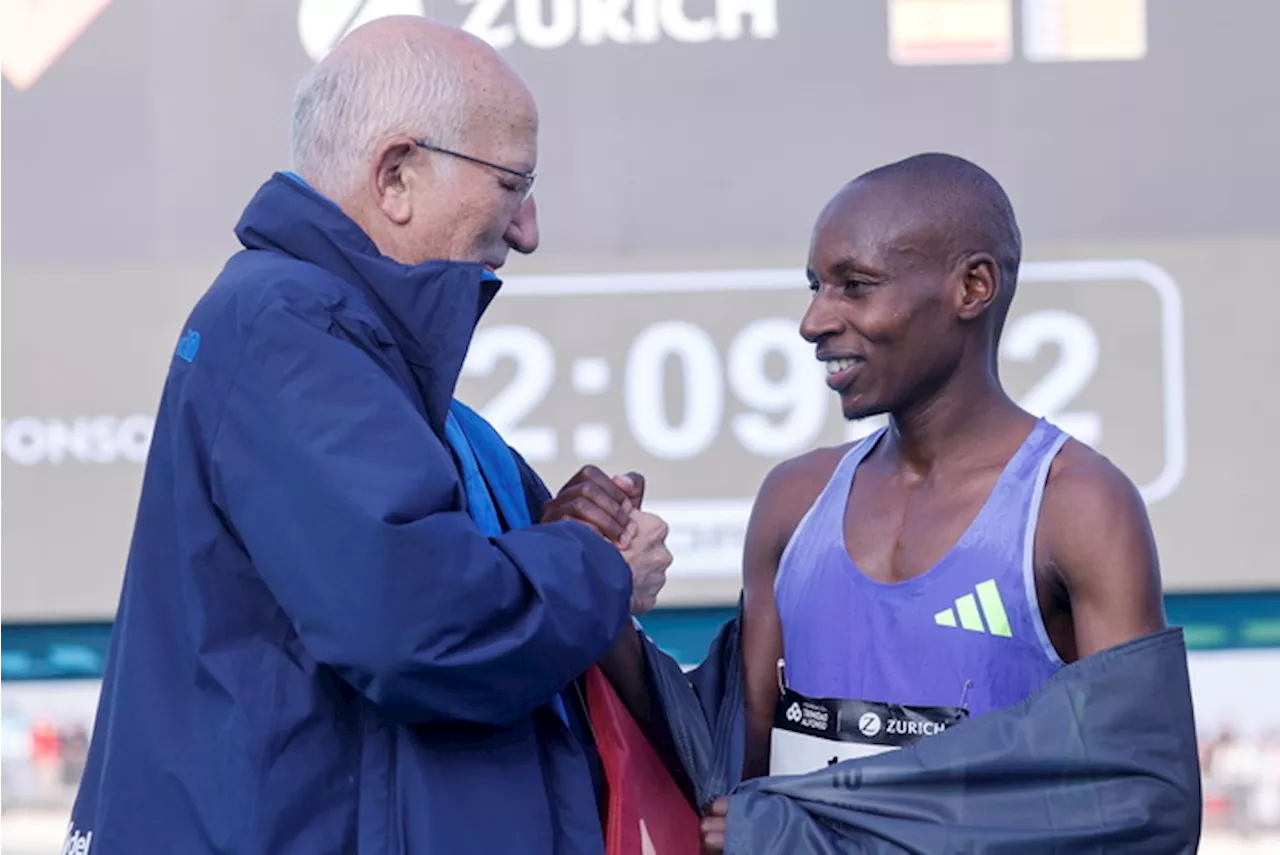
left=3, top=0, right=1277, bottom=617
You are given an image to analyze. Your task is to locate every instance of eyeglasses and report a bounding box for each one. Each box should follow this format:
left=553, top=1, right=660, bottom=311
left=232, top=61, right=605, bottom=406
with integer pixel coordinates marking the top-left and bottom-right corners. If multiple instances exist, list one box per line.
left=413, top=139, right=536, bottom=205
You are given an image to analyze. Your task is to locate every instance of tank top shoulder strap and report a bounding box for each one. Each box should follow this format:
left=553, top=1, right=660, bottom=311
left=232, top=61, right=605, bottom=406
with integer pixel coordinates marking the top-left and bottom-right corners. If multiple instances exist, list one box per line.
left=775, top=427, right=887, bottom=593
left=945, top=418, right=1071, bottom=569
left=1009, top=418, right=1071, bottom=487
left=1012, top=419, right=1072, bottom=666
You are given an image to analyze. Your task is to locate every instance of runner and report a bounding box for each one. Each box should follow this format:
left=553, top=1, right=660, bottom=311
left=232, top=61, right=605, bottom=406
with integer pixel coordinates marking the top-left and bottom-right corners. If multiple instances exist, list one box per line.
left=737, top=153, right=1169, bottom=780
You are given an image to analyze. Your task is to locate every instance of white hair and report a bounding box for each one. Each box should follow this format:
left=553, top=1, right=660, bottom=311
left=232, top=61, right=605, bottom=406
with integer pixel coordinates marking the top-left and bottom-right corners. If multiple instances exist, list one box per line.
left=289, top=34, right=469, bottom=201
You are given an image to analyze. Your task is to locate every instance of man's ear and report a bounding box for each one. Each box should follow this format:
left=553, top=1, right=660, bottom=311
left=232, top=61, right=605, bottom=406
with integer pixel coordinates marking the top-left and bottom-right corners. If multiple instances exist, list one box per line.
left=955, top=253, right=1000, bottom=321
left=372, top=140, right=418, bottom=225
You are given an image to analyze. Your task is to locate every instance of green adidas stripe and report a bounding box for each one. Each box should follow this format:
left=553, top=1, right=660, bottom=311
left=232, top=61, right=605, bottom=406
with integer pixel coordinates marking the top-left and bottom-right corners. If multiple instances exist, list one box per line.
left=933, top=579, right=1013, bottom=637
left=976, top=580, right=1013, bottom=637
left=955, top=594, right=985, bottom=632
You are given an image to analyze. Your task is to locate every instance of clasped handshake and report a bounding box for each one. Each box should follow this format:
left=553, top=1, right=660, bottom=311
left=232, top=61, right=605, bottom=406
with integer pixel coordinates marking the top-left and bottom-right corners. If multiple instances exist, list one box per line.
left=541, top=465, right=673, bottom=615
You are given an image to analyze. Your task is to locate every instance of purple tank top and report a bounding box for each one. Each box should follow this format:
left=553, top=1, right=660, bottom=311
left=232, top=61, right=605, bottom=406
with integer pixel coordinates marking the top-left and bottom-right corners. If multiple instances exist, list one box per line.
left=774, top=418, right=1070, bottom=717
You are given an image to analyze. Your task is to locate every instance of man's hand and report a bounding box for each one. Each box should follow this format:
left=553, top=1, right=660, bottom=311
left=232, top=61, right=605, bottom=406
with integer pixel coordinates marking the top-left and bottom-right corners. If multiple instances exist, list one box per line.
left=620, top=510, right=671, bottom=614
left=700, top=797, right=729, bottom=855
left=613, top=472, right=670, bottom=612
left=542, top=467, right=668, bottom=611
left=612, top=471, right=646, bottom=509
left=541, top=465, right=636, bottom=547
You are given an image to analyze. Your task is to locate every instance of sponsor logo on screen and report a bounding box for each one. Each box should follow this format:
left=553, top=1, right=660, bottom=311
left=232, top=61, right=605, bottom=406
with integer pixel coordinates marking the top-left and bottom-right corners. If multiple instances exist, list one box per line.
left=1, top=415, right=154, bottom=466
left=296, top=0, right=779, bottom=59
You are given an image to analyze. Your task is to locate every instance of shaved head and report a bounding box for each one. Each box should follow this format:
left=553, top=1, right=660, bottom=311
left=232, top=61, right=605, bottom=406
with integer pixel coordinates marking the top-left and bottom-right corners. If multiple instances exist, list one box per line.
left=851, top=153, right=1023, bottom=329
left=802, top=154, right=1024, bottom=420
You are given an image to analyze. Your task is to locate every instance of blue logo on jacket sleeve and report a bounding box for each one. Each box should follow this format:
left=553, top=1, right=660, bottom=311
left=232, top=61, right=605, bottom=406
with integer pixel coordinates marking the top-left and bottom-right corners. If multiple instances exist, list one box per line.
left=176, top=329, right=201, bottom=363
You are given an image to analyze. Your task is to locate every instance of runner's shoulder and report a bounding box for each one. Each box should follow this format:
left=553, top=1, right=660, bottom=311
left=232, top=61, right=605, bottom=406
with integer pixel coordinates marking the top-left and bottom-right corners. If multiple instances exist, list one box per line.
left=749, top=439, right=862, bottom=541
left=1045, top=438, right=1142, bottom=504
left=1042, top=437, right=1151, bottom=543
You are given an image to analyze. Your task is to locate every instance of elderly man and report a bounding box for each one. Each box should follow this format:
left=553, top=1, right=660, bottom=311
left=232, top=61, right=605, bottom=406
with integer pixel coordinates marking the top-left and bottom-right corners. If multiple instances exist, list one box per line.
left=68, top=17, right=671, bottom=855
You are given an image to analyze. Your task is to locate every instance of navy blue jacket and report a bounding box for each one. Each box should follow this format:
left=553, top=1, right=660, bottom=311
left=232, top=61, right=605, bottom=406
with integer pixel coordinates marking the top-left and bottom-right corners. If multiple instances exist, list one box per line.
left=69, top=173, right=633, bottom=854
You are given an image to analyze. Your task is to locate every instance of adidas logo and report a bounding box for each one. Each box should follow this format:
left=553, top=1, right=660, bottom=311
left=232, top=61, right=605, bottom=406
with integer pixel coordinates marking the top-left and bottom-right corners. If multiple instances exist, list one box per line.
left=934, top=579, right=1012, bottom=637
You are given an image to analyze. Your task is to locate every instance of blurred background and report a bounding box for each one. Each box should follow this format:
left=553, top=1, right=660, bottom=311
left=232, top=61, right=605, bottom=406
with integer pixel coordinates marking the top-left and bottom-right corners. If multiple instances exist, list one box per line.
left=2, top=1, right=1278, bottom=851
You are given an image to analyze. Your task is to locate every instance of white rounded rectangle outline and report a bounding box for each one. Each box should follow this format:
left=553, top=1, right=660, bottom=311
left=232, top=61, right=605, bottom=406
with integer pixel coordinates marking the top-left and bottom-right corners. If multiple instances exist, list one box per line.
left=1018, top=260, right=1185, bottom=504
left=496, top=261, right=1187, bottom=575
left=499, top=260, right=1186, bottom=503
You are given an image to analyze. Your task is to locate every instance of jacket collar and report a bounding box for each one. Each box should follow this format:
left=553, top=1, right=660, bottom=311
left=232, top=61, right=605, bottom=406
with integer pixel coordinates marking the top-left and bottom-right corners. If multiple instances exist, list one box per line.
left=234, top=172, right=502, bottom=433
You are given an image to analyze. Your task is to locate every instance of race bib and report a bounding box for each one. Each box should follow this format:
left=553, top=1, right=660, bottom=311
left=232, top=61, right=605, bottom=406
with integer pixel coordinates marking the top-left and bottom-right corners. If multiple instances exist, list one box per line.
left=769, top=665, right=969, bottom=777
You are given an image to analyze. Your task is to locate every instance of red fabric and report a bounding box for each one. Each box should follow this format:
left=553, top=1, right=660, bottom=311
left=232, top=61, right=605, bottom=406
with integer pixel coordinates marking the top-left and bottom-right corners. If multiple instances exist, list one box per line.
left=31, top=721, right=61, bottom=761
left=584, top=665, right=702, bottom=855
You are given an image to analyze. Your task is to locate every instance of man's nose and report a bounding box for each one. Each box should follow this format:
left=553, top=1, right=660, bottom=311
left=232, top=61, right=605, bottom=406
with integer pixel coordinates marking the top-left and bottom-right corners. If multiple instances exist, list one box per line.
left=800, top=288, right=842, bottom=344
left=504, top=196, right=539, bottom=255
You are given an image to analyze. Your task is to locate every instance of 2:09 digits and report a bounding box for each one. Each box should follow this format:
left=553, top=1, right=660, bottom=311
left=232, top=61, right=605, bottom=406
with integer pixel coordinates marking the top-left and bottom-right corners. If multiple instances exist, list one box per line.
left=461, top=310, right=1102, bottom=464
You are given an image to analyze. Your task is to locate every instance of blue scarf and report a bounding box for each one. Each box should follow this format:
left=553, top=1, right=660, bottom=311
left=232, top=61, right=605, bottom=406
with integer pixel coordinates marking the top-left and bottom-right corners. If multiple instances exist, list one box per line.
left=444, top=399, right=569, bottom=724
left=444, top=400, right=532, bottom=534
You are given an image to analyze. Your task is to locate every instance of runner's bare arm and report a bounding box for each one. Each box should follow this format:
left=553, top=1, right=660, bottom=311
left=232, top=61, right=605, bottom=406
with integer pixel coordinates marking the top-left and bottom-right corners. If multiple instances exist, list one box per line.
left=741, top=473, right=789, bottom=782
left=741, top=449, right=845, bottom=781
left=1039, top=446, right=1168, bottom=659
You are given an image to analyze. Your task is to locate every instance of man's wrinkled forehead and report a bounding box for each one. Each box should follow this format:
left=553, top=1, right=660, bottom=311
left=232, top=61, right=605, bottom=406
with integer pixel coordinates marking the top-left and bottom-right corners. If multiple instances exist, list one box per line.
left=810, top=179, right=946, bottom=272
